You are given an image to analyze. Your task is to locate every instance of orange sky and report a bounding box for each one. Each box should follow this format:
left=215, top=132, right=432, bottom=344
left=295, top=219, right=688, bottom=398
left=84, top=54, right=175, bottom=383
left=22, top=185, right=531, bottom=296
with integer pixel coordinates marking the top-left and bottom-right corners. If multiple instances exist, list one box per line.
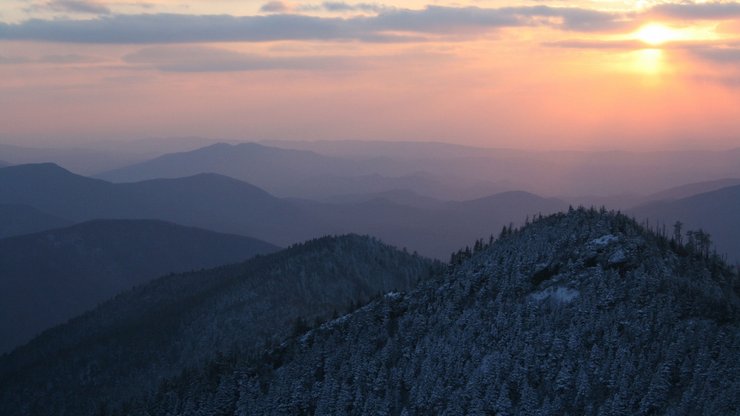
left=0, top=0, right=739, bottom=150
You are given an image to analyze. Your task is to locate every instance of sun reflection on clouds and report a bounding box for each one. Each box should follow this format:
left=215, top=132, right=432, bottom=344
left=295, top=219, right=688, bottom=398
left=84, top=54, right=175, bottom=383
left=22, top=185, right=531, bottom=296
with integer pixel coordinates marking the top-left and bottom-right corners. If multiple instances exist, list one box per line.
left=632, top=22, right=723, bottom=46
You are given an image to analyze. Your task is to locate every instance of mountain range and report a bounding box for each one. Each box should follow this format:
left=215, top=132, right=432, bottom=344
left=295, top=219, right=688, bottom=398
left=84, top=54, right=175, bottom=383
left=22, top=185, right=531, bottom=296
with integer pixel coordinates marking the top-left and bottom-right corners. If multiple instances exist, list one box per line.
left=4, top=161, right=739, bottom=261
left=97, top=142, right=740, bottom=200
left=0, top=163, right=318, bottom=246
left=97, top=142, right=477, bottom=200
left=0, top=138, right=251, bottom=175
left=0, top=163, right=568, bottom=258
left=1, top=139, right=738, bottom=416
left=0, top=219, right=277, bottom=353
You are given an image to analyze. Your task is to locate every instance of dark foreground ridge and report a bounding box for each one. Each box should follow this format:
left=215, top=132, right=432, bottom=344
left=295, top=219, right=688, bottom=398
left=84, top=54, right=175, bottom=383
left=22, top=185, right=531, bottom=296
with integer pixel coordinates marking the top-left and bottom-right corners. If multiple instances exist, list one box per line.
left=0, top=218, right=278, bottom=353
left=127, top=208, right=738, bottom=415
left=0, top=234, right=439, bottom=416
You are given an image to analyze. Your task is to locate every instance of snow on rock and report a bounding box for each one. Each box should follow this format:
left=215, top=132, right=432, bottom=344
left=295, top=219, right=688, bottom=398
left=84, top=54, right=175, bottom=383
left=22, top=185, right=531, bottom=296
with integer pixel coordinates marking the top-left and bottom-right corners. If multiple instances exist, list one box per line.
left=608, top=249, right=628, bottom=265
left=589, top=234, right=618, bottom=247
left=530, top=286, right=580, bottom=304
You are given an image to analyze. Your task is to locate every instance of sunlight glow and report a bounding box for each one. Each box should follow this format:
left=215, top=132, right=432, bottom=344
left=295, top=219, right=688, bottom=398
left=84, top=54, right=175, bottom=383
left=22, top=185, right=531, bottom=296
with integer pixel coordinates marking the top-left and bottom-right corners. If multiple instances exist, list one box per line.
left=635, top=24, right=678, bottom=46
left=633, top=48, right=663, bottom=74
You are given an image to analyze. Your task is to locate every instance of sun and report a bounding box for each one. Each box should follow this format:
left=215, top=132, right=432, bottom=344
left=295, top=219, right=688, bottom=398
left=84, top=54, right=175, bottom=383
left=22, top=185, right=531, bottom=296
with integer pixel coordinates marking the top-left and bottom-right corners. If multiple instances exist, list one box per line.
left=635, top=23, right=678, bottom=46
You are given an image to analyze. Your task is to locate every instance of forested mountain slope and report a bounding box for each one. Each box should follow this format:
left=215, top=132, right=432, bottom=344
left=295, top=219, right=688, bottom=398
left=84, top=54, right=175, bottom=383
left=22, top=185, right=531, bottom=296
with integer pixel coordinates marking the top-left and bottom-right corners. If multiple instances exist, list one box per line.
left=127, top=209, right=739, bottom=415
left=0, top=235, right=439, bottom=416
left=0, top=219, right=277, bottom=353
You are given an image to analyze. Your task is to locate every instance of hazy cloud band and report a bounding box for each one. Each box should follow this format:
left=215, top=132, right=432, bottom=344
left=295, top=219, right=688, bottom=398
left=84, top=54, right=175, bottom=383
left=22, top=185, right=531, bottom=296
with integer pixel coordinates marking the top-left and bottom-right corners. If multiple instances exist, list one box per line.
left=0, top=5, right=632, bottom=44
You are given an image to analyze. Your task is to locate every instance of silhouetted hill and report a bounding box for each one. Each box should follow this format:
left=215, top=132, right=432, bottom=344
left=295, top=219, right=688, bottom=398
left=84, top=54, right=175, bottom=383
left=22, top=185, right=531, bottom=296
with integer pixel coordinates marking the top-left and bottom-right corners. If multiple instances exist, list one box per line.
left=0, top=163, right=118, bottom=218
left=98, top=142, right=362, bottom=196
left=631, top=184, right=740, bottom=263
left=0, top=235, right=439, bottom=416
left=0, top=219, right=277, bottom=353
left=0, top=143, right=142, bottom=175
left=0, top=163, right=319, bottom=246
left=0, top=204, right=72, bottom=238
left=123, top=209, right=739, bottom=415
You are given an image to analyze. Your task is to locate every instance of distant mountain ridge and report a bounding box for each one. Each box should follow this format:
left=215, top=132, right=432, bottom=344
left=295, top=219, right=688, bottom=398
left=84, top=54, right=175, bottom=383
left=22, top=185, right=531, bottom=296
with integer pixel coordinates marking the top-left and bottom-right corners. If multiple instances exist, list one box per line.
left=645, top=178, right=740, bottom=202
left=98, top=142, right=373, bottom=196
left=294, top=190, right=568, bottom=258
left=0, top=143, right=142, bottom=175
left=0, top=235, right=439, bottom=416
left=0, top=219, right=277, bottom=353
left=631, top=184, right=740, bottom=263
left=260, top=139, right=512, bottom=159
left=98, top=142, right=511, bottom=200
left=98, top=141, right=740, bottom=200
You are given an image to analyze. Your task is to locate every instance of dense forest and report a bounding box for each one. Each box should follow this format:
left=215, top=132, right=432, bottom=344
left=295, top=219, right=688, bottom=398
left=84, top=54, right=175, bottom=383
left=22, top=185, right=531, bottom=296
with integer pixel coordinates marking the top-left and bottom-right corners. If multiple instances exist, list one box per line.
left=114, top=208, right=739, bottom=415
left=0, top=235, right=439, bottom=416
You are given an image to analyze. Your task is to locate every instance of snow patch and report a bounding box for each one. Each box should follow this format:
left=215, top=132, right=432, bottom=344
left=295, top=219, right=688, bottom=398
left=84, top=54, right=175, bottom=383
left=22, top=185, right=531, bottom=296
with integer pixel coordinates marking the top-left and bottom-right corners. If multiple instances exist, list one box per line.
left=530, top=286, right=580, bottom=304
left=608, top=249, right=627, bottom=265
left=299, top=330, right=314, bottom=344
left=590, top=234, right=618, bottom=247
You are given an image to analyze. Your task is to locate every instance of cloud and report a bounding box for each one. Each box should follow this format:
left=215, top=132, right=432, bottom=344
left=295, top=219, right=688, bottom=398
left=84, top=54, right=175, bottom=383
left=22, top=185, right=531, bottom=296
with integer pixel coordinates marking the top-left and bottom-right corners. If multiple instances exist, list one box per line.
left=0, top=53, right=99, bottom=64
left=365, top=6, right=523, bottom=33
left=508, top=5, right=633, bottom=32
left=260, top=1, right=291, bottom=13
left=544, top=39, right=645, bottom=49
left=0, top=55, right=30, bottom=64
left=692, top=74, right=740, bottom=88
left=0, top=14, right=354, bottom=43
left=688, top=45, right=740, bottom=63
left=321, top=2, right=388, bottom=13
left=122, top=45, right=351, bottom=72
left=650, top=2, right=740, bottom=20
left=45, top=0, right=110, bottom=15
left=40, top=53, right=100, bottom=63
left=0, top=5, right=634, bottom=44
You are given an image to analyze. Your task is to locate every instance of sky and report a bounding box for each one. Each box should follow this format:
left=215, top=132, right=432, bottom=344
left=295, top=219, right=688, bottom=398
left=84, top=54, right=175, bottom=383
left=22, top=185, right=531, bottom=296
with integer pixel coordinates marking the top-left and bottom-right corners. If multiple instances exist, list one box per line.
left=0, top=0, right=739, bottom=150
